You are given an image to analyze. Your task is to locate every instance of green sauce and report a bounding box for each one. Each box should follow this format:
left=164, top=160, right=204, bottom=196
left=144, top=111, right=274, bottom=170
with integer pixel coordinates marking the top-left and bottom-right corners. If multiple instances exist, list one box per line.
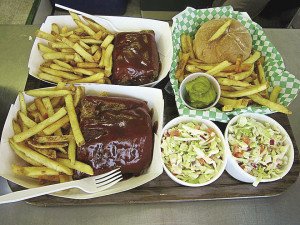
left=185, top=77, right=217, bottom=108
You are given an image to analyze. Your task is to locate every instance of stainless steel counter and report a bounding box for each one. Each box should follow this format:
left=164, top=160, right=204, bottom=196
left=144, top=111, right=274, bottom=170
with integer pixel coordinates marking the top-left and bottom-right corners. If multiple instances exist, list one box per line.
left=0, top=27, right=299, bottom=225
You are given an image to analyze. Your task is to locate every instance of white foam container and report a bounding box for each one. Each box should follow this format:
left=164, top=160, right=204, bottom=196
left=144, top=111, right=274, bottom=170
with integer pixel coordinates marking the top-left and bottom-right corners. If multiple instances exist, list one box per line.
left=225, top=113, right=294, bottom=184
left=0, top=84, right=164, bottom=199
left=161, top=116, right=229, bottom=187
left=28, top=15, right=172, bottom=87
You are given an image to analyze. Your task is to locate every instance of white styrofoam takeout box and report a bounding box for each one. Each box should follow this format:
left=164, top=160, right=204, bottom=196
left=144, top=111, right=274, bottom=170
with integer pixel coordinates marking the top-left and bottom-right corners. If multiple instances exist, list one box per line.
left=28, top=15, right=173, bottom=87
left=0, top=84, right=164, bottom=199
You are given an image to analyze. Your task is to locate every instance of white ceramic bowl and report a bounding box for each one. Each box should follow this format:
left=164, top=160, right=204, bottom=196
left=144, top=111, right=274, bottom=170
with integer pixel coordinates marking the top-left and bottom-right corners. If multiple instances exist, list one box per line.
left=225, top=113, right=294, bottom=184
left=179, top=73, right=221, bottom=110
left=160, top=116, right=229, bottom=187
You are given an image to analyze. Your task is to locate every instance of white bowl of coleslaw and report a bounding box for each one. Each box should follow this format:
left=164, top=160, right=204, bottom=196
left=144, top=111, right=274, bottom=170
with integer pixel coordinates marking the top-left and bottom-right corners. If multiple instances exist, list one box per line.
left=225, top=113, right=294, bottom=186
left=160, top=116, right=229, bottom=187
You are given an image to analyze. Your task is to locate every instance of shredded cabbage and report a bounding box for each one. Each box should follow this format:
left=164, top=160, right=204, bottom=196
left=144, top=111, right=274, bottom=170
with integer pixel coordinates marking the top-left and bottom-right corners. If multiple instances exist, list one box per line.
left=228, top=116, right=290, bottom=186
left=161, top=122, right=224, bottom=184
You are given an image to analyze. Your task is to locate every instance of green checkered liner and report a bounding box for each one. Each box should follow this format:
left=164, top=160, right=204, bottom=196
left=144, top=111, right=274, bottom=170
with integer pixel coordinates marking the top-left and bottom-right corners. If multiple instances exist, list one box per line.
left=170, top=6, right=300, bottom=123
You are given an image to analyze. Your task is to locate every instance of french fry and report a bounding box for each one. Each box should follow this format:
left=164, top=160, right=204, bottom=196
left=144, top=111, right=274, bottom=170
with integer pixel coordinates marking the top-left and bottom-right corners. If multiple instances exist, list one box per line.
left=38, top=73, right=64, bottom=83
left=26, top=89, right=71, bottom=97
left=73, top=87, right=82, bottom=107
left=209, top=19, right=232, bottom=42
left=65, top=94, right=85, bottom=146
left=61, top=26, right=68, bottom=34
left=27, top=140, right=68, bottom=149
left=218, top=97, right=250, bottom=109
left=35, top=135, right=73, bottom=143
left=40, top=67, right=81, bottom=80
left=68, top=130, right=76, bottom=165
left=206, top=60, right=232, bottom=75
left=101, top=34, right=114, bottom=48
left=38, top=43, right=56, bottom=53
left=248, top=94, right=291, bottom=114
left=81, top=39, right=102, bottom=45
left=34, top=98, right=48, bottom=119
left=61, top=37, right=74, bottom=48
left=83, top=16, right=111, bottom=35
left=59, top=175, right=73, bottom=183
left=221, top=83, right=267, bottom=98
left=13, top=107, right=67, bottom=143
left=56, top=158, right=93, bottom=175
left=61, top=48, right=76, bottom=53
left=10, top=140, right=73, bottom=175
left=269, top=86, right=282, bottom=103
left=49, top=42, right=70, bottom=49
left=32, top=148, right=57, bottom=159
left=11, top=145, right=41, bottom=166
left=79, top=40, right=90, bottom=50
left=180, top=34, right=189, bottom=54
left=12, top=164, right=59, bottom=177
left=18, top=92, right=27, bottom=116
left=73, top=43, right=94, bottom=62
left=73, top=68, right=94, bottom=76
left=36, top=30, right=57, bottom=42
left=243, top=51, right=261, bottom=64
left=185, top=65, right=203, bottom=74
left=43, top=116, right=70, bottom=135
left=220, top=85, right=235, bottom=91
left=217, top=78, right=251, bottom=87
left=74, top=19, right=95, bottom=36
left=175, top=52, right=190, bottom=81
left=37, top=175, right=60, bottom=183
left=53, top=59, right=73, bottom=70
left=105, top=53, right=113, bottom=76
left=12, top=120, right=22, bottom=134
left=229, top=64, right=254, bottom=81
left=93, top=49, right=101, bottom=61
left=257, top=61, right=266, bottom=84
left=222, top=105, right=234, bottom=111
left=235, top=55, right=243, bottom=72
left=50, top=63, right=72, bottom=72
left=29, top=111, right=44, bottom=123
left=51, top=23, right=60, bottom=35
left=43, top=52, right=71, bottom=60
left=19, top=111, right=37, bottom=128
left=77, top=62, right=99, bottom=68
left=69, top=72, right=104, bottom=84
left=104, top=44, right=114, bottom=68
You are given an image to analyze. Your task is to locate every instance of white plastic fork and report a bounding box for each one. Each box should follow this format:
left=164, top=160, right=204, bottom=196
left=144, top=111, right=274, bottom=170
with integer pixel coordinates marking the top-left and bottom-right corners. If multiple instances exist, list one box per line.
left=55, top=3, right=122, bottom=33
left=0, top=168, right=122, bottom=204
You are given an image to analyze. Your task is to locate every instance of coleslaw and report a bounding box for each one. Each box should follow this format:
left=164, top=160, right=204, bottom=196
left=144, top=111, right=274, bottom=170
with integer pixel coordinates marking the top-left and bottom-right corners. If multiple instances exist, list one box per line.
left=161, top=122, right=224, bottom=184
left=228, top=116, right=290, bottom=186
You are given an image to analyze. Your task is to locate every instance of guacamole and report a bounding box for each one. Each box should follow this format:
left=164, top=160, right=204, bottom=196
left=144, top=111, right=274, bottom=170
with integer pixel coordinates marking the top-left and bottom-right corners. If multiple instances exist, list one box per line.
left=185, top=77, right=217, bottom=108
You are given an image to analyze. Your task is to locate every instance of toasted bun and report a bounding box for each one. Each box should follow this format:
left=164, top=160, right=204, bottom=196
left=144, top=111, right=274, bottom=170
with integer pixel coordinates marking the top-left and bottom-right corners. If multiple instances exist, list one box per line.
left=193, top=19, right=252, bottom=64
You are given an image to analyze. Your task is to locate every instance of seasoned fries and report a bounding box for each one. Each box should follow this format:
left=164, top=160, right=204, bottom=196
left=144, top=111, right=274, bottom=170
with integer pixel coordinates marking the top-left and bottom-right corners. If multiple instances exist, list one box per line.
left=35, top=11, right=115, bottom=84
left=10, top=84, right=95, bottom=184
left=174, top=33, right=291, bottom=114
left=209, top=19, right=232, bottom=42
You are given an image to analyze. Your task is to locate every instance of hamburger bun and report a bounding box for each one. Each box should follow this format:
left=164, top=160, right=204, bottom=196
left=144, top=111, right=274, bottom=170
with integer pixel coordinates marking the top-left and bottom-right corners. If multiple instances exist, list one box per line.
left=193, top=18, right=252, bottom=64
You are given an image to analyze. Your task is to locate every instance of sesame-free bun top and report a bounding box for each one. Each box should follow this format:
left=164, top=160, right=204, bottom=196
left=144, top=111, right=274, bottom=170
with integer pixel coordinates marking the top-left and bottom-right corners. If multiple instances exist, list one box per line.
left=193, top=18, right=252, bottom=64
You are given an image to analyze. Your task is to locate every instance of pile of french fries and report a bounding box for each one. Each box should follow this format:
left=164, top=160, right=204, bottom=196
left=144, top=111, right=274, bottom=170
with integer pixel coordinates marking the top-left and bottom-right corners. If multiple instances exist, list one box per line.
left=175, top=31, right=291, bottom=114
left=10, top=82, right=93, bottom=184
left=36, top=11, right=114, bottom=84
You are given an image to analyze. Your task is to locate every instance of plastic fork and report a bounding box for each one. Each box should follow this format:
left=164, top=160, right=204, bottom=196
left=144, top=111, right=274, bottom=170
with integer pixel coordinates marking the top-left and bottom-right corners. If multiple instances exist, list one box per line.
left=55, top=3, right=122, bottom=33
left=0, top=168, right=122, bottom=204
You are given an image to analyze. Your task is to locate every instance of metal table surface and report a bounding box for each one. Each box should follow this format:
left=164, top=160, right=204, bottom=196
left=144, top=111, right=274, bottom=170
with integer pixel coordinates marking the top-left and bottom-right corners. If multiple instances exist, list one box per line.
left=0, top=26, right=299, bottom=225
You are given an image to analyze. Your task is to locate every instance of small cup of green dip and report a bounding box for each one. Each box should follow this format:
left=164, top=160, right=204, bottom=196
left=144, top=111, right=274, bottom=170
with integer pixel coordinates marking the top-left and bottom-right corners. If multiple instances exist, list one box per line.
left=180, top=73, right=221, bottom=110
